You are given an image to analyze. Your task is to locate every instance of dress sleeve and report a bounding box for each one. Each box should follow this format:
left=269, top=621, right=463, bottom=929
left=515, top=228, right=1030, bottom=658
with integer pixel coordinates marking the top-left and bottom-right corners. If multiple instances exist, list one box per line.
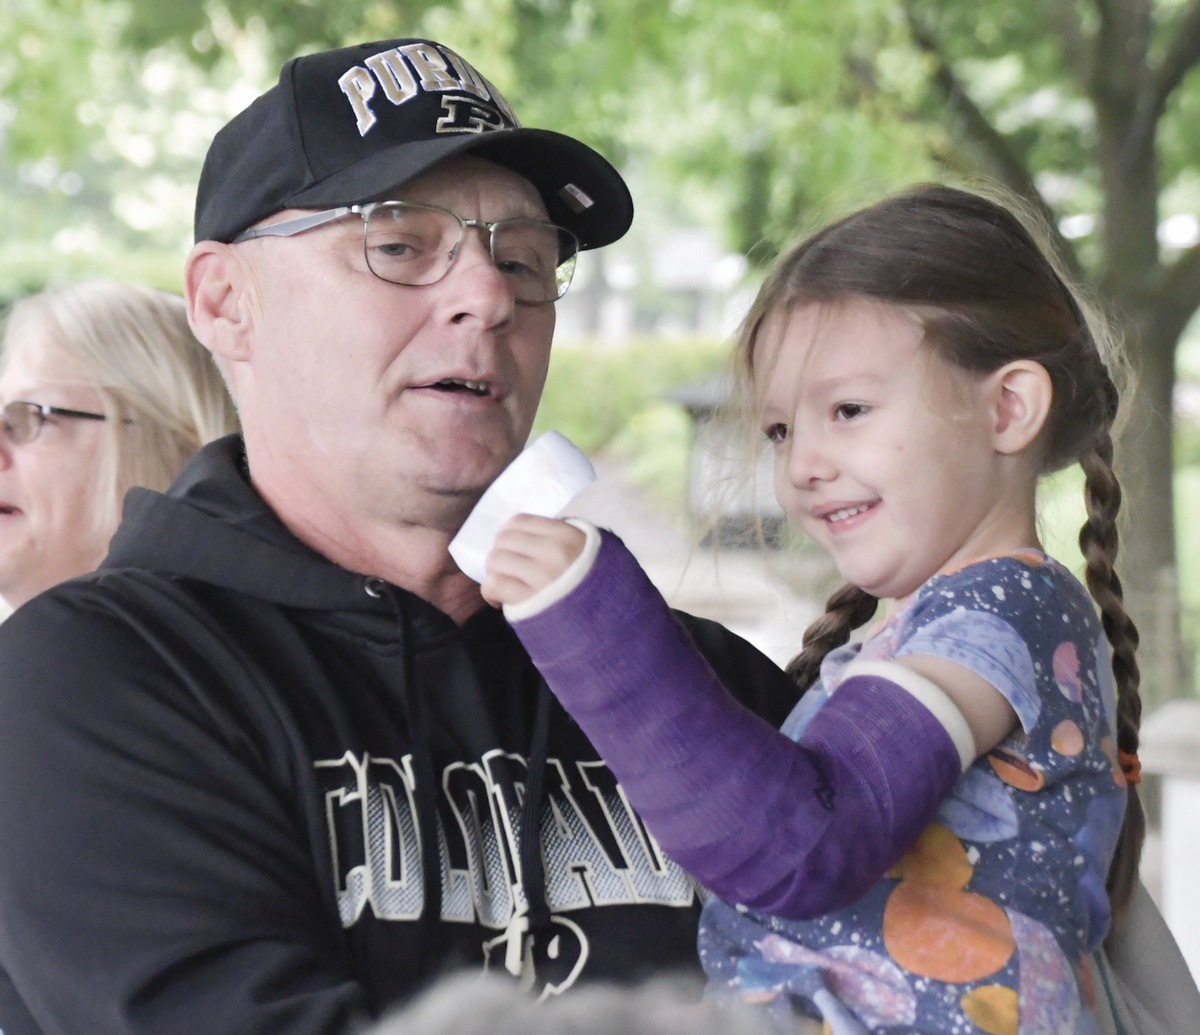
left=890, top=556, right=1094, bottom=734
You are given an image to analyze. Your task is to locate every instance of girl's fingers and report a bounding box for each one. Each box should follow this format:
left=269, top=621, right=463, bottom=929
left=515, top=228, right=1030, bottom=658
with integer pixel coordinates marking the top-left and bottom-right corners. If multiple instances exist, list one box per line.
left=484, top=515, right=588, bottom=607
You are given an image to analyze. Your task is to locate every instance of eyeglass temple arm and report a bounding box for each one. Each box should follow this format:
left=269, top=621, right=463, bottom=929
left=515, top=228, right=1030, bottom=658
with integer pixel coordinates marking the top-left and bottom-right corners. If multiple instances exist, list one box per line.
left=47, top=406, right=108, bottom=421
left=233, top=206, right=357, bottom=242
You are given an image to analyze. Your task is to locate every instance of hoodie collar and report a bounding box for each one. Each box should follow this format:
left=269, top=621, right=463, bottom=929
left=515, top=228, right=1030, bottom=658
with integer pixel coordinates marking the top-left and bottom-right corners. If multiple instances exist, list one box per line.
left=106, top=435, right=395, bottom=614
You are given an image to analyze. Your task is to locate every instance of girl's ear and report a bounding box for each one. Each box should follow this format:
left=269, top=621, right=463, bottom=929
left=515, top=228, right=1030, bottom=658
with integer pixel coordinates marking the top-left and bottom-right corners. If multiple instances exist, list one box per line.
left=989, top=360, right=1053, bottom=455
left=184, top=242, right=255, bottom=363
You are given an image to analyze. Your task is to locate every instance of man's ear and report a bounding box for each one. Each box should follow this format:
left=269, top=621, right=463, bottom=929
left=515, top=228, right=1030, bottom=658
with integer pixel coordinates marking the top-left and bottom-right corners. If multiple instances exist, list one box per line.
left=184, top=241, right=254, bottom=363
left=989, top=360, right=1053, bottom=455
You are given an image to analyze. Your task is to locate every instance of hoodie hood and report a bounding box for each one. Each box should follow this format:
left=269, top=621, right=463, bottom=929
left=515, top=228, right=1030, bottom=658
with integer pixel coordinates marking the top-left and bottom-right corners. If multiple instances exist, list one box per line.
left=105, top=435, right=389, bottom=614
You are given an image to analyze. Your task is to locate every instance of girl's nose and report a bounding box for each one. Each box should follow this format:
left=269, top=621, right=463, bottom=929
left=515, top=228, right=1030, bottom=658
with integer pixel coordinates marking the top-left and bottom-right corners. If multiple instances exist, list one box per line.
left=784, top=432, right=837, bottom=489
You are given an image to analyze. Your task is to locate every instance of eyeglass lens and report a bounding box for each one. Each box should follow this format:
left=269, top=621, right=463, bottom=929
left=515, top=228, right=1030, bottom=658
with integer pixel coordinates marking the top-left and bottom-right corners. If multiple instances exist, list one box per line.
left=0, top=402, right=109, bottom=445
left=1, top=403, right=41, bottom=445
left=364, top=205, right=578, bottom=303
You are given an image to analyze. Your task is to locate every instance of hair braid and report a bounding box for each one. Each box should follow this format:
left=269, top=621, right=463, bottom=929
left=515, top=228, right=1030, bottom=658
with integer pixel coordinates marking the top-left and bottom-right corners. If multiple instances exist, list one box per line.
left=1078, top=433, right=1141, bottom=734
left=1078, top=427, right=1144, bottom=915
left=786, top=583, right=879, bottom=692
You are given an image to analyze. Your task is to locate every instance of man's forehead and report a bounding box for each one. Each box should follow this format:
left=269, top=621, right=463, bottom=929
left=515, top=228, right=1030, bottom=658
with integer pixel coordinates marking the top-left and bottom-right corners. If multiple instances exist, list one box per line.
left=384, top=155, right=549, bottom=216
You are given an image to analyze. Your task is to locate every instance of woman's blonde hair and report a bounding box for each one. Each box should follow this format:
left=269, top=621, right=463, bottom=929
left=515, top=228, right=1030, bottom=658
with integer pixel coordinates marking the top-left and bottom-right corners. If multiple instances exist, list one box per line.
left=0, top=279, right=239, bottom=539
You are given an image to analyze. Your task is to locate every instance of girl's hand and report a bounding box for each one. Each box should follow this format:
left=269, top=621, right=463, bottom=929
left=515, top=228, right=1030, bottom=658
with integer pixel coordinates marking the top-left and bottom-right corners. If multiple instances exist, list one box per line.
left=481, top=514, right=587, bottom=609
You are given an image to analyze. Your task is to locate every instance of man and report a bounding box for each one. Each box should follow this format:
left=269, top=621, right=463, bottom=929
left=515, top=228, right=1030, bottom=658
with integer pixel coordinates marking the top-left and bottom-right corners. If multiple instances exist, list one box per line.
left=0, top=38, right=797, bottom=1035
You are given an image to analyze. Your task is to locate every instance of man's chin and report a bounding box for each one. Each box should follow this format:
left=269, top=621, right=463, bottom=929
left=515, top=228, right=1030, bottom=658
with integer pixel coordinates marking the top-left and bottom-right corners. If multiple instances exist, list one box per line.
left=418, top=475, right=496, bottom=521
left=381, top=435, right=524, bottom=519
left=422, top=428, right=521, bottom=474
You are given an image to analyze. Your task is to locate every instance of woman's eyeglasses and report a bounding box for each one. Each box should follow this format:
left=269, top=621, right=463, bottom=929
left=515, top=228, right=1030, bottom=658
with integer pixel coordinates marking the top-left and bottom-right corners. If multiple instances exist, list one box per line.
left=1, top=401, right=108, bottom=446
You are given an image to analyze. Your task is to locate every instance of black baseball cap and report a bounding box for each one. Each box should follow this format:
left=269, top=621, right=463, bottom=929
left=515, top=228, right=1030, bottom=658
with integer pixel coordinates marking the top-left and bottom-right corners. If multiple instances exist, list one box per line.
left=194, top=38, right=634, bottom=249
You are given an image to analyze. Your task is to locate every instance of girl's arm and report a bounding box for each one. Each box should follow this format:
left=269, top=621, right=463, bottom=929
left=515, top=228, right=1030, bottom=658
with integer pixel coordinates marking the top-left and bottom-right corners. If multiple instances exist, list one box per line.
left=893, top=654, right=1017, bottom=758
left=485, top=516, right=977, bottom=919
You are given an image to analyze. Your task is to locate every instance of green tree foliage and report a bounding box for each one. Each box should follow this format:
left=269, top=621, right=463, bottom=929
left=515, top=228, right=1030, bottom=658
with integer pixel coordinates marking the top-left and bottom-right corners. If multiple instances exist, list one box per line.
left=54, top=0, right=936, bottom=242
left=0, top=0, right=279, bottom=297
left=6, top=0, right=1200, bottom=687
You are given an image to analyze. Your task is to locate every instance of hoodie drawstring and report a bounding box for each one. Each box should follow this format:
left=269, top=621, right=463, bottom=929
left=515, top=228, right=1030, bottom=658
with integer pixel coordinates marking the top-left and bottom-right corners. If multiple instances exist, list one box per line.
left=380, top=583, right=555, bottom=980
left=384, top=590, right=443, bottom=970
left=517, top=677, right=553, bottom=936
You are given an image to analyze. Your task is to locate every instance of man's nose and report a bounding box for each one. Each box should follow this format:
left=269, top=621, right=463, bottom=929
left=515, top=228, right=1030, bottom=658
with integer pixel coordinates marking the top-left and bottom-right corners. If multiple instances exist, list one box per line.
left=444, top=230, right=515, bottom=325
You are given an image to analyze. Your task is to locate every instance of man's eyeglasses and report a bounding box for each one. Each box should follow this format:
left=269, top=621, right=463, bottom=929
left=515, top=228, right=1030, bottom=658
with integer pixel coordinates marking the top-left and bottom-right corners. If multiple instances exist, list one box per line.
left=1, top=401, right=108, bottom=446
left=233, top=201, right=581, bottom=304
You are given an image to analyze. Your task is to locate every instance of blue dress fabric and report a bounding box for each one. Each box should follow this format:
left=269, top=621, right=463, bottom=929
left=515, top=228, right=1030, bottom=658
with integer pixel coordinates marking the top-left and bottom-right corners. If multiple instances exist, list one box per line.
left=699, top=552, right=1128, bottom=1034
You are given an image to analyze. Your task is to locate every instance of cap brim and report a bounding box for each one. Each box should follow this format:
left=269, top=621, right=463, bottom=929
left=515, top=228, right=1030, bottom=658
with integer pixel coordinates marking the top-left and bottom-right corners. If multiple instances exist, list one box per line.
left=285, top=128, right=632, bottom=251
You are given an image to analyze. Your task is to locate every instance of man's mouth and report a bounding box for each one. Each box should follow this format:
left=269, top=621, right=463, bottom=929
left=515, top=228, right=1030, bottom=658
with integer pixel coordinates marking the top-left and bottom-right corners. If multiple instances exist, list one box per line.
left=429, top=378, right=490, bottom=397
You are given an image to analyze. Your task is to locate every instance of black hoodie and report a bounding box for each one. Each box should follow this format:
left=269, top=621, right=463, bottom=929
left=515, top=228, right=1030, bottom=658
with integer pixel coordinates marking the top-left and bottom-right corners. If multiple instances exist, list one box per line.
left=0, top=436, right=798, bottom=1035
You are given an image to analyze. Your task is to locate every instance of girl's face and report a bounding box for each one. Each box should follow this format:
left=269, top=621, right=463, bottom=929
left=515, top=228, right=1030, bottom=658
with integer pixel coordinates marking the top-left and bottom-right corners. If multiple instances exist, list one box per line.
left=756, top=300, right=1040, bottom=602
left=0, top=332, right=113, bottom=609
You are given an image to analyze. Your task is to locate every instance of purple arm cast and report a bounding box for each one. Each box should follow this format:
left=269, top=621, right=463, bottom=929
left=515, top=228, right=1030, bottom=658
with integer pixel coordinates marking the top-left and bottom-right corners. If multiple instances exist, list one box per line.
left=510, top=530, right=963, bottom=918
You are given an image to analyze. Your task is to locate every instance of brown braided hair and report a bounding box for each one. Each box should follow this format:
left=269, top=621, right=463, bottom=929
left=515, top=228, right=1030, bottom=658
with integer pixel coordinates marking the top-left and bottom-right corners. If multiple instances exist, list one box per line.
left=785, top=584, right=879, bottom=691
left=733, top=183, right=1143, bottom=915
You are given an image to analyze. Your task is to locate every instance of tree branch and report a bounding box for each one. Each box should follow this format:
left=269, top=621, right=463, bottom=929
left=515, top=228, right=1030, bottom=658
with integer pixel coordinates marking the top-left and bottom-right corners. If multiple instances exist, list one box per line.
left=902, top=2, right=1082, bottom=278
left=1153, top=241, right=1200, bottom=341
left=1151, top=0, right=1200, bottom=115
left=1108, top=0, right=1200, bottom=172
left=1049, top=0, right=1092, bottom=85
left=1089, top=0, right=1160, bottom=175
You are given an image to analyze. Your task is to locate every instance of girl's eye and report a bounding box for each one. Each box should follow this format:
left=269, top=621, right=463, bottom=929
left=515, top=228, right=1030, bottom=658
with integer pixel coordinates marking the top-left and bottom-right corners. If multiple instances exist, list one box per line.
left=833, top=402, right=868, bottom=421
left=764, top=423, right=788, bottom=444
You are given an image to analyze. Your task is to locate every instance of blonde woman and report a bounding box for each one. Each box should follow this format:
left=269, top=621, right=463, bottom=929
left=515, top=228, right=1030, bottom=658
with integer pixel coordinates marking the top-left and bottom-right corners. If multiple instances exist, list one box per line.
left=0, top=279, right=237, bottom=610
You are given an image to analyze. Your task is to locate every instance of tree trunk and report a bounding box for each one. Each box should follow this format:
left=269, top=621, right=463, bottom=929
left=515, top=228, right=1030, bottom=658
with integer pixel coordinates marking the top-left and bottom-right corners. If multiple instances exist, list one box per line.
left=1115, top=305, right=1184, bottom=715
left=1087, top=1, right=1184, bottom=708
left=1117, top=308, right=1179, bottom=591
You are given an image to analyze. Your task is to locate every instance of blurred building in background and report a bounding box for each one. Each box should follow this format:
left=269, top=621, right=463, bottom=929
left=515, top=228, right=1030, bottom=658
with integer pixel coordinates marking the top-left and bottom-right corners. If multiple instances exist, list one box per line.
left=556, top=227, right=752, bottom=344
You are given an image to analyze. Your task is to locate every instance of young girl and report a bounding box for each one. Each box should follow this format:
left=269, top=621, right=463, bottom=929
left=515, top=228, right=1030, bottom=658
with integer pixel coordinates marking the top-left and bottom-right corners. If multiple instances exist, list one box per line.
left=482, top=185, right=1142, bottom=1034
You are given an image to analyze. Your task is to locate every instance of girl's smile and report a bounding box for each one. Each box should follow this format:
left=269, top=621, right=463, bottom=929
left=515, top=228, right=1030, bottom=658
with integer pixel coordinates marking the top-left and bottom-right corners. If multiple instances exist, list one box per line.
left=813, top=499, right=880, bottom=531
